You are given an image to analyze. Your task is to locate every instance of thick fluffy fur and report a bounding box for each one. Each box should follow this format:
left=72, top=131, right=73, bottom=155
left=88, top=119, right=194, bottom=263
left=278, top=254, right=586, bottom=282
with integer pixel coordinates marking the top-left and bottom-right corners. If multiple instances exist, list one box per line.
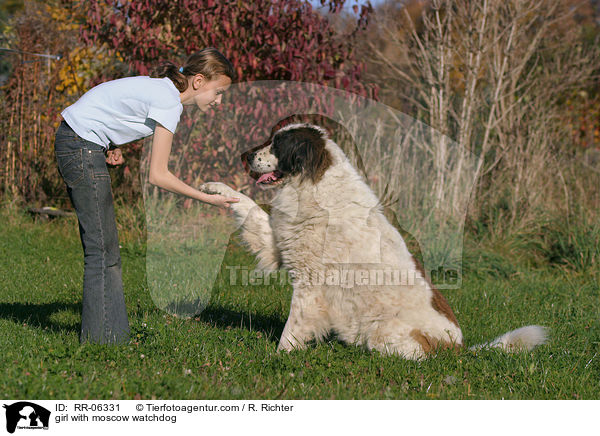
left=201, top=123, right=548, bottom=359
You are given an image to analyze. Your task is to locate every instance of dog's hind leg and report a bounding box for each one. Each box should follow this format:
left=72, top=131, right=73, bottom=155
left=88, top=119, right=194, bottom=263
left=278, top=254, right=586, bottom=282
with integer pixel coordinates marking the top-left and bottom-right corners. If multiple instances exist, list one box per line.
left=363, top=319, right=427, bottom=360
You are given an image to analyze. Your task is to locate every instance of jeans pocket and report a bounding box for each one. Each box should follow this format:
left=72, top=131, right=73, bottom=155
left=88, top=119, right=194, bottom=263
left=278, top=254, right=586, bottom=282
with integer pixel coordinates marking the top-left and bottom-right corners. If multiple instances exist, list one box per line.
left=56, top=150, right=84, bottom=187
left=89, top=150, right=110, bottom=179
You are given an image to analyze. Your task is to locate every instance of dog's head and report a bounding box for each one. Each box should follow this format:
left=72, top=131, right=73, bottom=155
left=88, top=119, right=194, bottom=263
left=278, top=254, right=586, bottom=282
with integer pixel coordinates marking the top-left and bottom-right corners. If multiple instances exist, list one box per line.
left=242, top=123, right=333, bottom=188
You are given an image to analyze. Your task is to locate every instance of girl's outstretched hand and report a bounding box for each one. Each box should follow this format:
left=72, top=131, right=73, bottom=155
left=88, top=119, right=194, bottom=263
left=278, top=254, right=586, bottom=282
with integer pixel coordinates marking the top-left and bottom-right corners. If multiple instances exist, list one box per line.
left=209, top=194, right=240, bottom=209
left=106, top=148, right=124, bottom=166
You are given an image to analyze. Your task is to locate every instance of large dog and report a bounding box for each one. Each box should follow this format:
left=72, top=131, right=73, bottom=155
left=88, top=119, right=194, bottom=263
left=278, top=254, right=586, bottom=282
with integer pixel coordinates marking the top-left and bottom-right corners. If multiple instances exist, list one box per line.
left=201, top=123, right=547, bottom=359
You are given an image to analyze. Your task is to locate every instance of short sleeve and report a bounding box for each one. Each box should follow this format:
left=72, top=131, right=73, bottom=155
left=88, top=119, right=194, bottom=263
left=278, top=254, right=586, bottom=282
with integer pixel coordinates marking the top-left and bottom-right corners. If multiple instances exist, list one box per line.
left=147, top=104, right=183, bottom=134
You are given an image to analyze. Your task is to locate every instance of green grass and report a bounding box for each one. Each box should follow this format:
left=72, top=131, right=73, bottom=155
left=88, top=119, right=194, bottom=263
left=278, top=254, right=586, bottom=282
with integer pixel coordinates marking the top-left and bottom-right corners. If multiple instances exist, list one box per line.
left=0, top=206, right=598, bottom=400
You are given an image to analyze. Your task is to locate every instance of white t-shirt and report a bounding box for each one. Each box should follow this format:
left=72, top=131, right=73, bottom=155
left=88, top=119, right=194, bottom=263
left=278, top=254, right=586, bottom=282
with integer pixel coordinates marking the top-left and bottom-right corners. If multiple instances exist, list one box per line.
left=61, top=76, right=183, bottom=148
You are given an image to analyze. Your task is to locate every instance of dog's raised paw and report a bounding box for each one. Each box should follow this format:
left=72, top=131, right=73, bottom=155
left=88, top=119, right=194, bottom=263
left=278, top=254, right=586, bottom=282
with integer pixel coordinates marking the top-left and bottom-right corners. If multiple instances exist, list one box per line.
left=199, top=182, right=236, bottom=197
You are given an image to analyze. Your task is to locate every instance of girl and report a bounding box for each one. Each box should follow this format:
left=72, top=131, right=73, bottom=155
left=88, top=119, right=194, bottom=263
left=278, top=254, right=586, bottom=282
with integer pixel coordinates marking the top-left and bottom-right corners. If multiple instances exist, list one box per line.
left=54, top=47, right=239, bottom=345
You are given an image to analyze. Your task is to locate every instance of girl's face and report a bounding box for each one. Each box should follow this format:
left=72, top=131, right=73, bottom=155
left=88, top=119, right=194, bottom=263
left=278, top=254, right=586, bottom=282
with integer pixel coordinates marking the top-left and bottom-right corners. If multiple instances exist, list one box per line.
left=183, top=74, right=232, bottom=111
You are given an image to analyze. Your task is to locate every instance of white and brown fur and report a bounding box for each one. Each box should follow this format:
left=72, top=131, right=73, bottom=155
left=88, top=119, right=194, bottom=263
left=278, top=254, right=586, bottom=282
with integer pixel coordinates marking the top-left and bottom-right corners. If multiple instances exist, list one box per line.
left=201, top=123, right=548, bottom=359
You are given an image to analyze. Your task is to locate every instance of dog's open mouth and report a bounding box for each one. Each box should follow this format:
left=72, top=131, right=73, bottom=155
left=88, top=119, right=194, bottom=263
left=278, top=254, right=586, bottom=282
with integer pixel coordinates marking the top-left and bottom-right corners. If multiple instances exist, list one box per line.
left=254, top=170, right=284, bottom=186
left=242, top=150, right=285, bottom=187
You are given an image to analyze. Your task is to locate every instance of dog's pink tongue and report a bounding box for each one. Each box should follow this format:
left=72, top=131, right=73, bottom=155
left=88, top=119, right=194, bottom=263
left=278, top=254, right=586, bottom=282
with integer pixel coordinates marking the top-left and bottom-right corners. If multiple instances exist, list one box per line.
left=256, top=172, right=275, bottom=184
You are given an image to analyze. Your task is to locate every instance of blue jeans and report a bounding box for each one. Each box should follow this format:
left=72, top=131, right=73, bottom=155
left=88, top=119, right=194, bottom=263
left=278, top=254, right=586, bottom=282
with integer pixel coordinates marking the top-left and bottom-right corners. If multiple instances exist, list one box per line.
left=54, top=121, right=130, bottom=344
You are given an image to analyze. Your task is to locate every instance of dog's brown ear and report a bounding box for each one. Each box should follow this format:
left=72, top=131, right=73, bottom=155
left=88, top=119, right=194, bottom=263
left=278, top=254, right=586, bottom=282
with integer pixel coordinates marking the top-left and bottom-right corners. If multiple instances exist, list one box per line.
left=272, top=126, right=332, bottom=184
left=306, top=140, right=332, bottom=184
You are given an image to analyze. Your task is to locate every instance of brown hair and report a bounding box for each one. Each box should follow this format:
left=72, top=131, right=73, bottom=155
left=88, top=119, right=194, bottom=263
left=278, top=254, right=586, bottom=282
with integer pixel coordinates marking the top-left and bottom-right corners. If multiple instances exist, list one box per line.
left=150, top=47, right=236, bottom=93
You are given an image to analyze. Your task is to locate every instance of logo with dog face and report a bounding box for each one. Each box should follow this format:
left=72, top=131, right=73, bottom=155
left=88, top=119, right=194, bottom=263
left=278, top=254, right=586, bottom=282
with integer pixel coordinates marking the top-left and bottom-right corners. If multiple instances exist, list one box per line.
left=142, top=81, right=477, bottom=318
left=3, top=402, right=50, bottom=433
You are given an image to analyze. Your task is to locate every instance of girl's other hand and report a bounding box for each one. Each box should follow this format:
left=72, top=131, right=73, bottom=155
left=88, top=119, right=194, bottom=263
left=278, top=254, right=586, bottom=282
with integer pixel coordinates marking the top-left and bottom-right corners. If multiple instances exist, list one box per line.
left=209, top=194, right=240, bottom=209
left=106, top=148, right=124, bottom=166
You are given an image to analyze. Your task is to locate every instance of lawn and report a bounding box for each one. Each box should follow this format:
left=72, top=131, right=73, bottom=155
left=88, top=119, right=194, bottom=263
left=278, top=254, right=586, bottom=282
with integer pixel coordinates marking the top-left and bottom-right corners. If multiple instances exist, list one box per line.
left=0, top=207, right=598, bottom=400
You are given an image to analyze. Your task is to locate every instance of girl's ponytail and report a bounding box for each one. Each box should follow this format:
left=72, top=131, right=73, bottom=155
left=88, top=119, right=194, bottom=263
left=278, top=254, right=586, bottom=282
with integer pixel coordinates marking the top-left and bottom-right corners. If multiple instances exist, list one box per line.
left=151, top=48, right=236, bottom=93
left=151, top=61, right=188, bottom=92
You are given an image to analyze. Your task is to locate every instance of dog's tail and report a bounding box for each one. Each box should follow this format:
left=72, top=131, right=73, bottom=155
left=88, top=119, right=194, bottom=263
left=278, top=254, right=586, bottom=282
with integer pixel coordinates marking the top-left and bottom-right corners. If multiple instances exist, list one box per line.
left=469, top=325, right=548, bottom=352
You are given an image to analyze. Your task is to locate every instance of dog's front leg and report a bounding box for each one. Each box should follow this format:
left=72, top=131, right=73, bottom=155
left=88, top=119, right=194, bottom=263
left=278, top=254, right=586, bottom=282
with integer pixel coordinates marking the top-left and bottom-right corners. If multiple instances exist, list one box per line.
left=278, top=314, right=312, bottom=352
left=200, top=182, right=280, bottom=272
left=277, top=289, right=322, bottom=352
left=200, top=182, right=255, bottom=226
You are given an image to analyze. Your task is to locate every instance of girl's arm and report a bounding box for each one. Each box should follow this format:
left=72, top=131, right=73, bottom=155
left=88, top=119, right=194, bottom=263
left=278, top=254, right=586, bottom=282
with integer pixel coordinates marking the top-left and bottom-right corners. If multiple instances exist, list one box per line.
left=148, top=124, right=239, bottom=208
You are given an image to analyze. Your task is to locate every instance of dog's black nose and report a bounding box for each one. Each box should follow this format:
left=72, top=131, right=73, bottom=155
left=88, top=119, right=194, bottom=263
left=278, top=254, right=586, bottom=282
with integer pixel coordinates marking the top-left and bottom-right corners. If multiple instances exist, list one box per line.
left=247, top=151, right=256, bottom=162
